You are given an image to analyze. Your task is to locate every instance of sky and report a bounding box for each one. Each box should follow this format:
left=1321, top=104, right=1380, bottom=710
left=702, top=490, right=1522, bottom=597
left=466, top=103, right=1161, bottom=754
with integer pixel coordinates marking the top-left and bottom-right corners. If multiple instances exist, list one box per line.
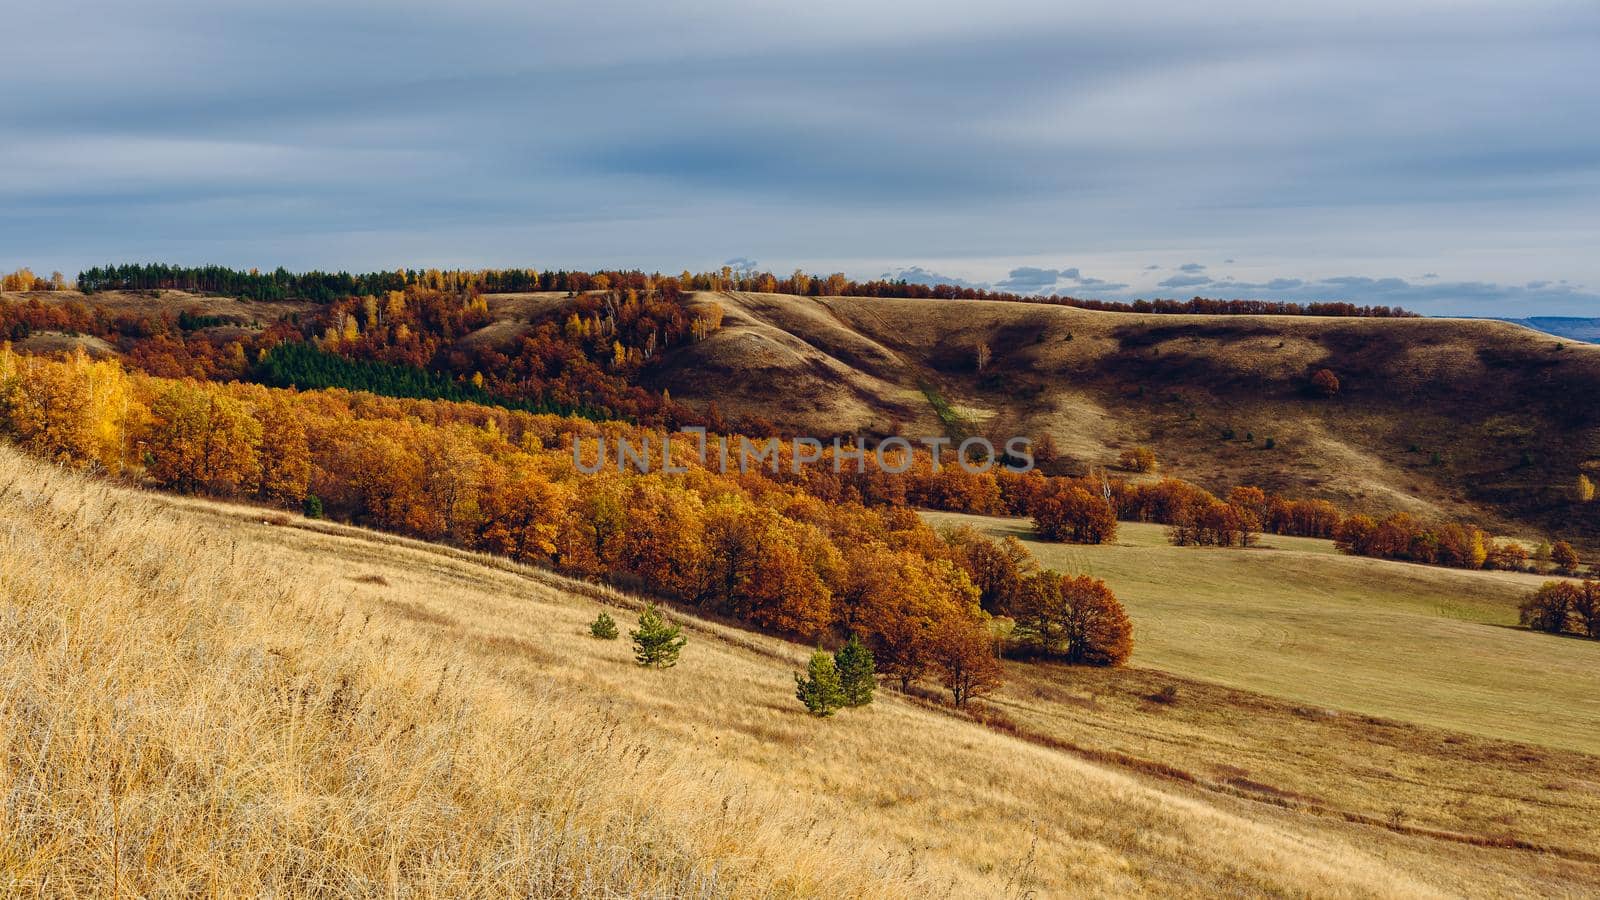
left=2, top=0, right=1598, bottom=315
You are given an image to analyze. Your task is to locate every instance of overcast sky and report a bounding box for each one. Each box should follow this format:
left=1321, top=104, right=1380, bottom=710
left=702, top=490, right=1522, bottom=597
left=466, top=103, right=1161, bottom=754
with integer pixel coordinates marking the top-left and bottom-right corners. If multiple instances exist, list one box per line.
left=3, top=0, right=1598, bottom=314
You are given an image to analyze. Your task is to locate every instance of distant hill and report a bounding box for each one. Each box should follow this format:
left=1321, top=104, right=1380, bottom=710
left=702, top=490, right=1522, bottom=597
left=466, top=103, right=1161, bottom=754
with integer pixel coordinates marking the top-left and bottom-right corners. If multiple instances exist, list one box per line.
left=16, top=286, right=1600, bottom=545
left=1499, top=317, right=1600, bottom=343
left=647, top=292, right=1600, bottom=543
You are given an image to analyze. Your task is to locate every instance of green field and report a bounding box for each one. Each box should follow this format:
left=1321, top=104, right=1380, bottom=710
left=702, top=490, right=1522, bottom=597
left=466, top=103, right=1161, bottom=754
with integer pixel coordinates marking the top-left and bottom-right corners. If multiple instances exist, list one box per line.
left=924, top=512, right=1600, bottom=754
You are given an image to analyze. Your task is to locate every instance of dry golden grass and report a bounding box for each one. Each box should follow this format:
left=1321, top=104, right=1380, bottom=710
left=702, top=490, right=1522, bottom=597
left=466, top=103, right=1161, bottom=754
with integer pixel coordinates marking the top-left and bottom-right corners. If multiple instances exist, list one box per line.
left=922, top=511, right=1600, bottom=876
left=14, top=331, right=118, bottom=359
left=8, top=449, right=1600, bottom=895
left=0, top=449, right=935, bottom=897
left=924, top=513, right=1600, bottom=753
left=4, top=288, right=314, bottom=323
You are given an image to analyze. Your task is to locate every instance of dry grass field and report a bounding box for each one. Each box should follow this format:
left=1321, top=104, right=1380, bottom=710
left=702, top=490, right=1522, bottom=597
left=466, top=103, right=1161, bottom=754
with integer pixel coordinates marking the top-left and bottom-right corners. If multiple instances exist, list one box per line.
left=6, top=450, right=1599, bottom=895
left=922, top=512, right=1600, bottom=753
left=1, top=287, right=314, bottom=322
left=924, top=511, right=1600, bottom=862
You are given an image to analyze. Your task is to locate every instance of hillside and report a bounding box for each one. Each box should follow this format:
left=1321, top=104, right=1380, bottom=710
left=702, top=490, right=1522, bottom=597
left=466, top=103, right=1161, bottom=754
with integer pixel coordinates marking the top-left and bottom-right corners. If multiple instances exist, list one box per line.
left=651, top=292, right=1600, bottom=542
left=6, top=448, right=1600, bottom=895
left=923, top=513, right=1599, bottom=753
left=9, top=284, right=1600, bottom=544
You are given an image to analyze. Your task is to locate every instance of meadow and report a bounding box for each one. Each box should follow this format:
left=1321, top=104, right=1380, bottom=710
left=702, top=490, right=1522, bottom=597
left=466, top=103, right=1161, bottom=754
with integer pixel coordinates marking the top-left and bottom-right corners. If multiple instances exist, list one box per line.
left=923, top=511, right=1600, bottom=754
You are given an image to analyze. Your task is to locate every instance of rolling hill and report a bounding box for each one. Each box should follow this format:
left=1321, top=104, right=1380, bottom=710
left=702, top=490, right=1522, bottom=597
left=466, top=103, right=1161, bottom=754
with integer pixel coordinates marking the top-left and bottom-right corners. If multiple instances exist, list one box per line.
left=650, top=291, right=1600, bottom=543
left=6, top=447, right=1600, bottom=895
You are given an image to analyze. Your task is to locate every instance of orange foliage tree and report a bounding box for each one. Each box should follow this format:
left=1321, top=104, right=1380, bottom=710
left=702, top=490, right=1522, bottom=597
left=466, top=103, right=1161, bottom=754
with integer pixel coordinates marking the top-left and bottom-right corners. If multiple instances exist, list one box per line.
left=1012, top=570, right=1132, bottom=666
left=1031, top=483, right=1118, bottom=544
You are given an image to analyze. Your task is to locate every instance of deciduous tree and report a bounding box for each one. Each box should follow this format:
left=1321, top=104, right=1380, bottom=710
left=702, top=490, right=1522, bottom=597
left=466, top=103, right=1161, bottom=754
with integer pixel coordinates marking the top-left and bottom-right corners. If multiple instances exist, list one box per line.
left=931, top=617, right=1003, bottom=707
left=1031, top=483, right=1118, bottom=544
left=1552, top=541, right=1581, bottom=574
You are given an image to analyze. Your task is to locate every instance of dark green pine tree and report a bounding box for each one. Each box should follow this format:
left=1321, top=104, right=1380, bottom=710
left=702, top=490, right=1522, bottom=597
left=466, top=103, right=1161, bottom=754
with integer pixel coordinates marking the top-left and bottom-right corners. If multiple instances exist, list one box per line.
left=630, top=604, right=686, bottom=668
left=834, top=634, right=876, bottom=708
left=795, top=648, right=846, bottom=717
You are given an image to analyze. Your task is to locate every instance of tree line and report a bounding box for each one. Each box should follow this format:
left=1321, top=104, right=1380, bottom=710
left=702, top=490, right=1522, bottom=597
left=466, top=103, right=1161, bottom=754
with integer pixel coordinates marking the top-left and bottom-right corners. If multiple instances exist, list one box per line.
left=1009, top=457, right=1578, bottom=575
left=69, top=261, right=1417, bottom=318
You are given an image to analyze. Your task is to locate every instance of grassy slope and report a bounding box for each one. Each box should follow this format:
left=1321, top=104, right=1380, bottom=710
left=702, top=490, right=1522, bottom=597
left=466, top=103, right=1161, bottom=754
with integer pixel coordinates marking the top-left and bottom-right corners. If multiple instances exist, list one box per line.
left=923, top=512, right=1600, bottom=754
left=924, top=511, right=1600, bottom=867
left=9, top=450, right=1598, bottom=895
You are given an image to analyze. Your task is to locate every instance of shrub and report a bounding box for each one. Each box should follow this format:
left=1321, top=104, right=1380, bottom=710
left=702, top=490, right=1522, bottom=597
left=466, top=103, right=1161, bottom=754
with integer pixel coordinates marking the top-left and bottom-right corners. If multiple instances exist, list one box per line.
left=834, top=634, right=876, bottom=708
left=589, top=611, right=619, bottom=640
left=1578, top=474, right=1596, bottom=503
left=1310, top=368, right=1340, bottom=398
left=302, top=493, right=323, bottom=519
left=795, top=648, right=845, bottom=716
left=630, top=604, right=686, bottom=668
left=1117, top=446, right=1157, bottom=473
left=1149, top=684, right=1181, bottom=705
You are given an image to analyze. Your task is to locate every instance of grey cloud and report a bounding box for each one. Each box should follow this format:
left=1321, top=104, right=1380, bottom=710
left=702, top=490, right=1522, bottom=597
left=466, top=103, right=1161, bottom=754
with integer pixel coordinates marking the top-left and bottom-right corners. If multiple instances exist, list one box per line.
left=1126, top=272, right=1600, bottom=316
left=1158, top=274, right=1214, bottom=289
left=884, top=266, right=988, bottom=290
left=0, top=1, right=1595, bottom=315
left=994, top=266, right=1067, bottom=292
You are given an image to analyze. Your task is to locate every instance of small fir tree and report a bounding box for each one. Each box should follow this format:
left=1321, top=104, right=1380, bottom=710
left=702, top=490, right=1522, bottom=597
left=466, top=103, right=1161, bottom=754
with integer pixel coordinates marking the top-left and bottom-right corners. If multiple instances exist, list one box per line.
left=589, top=611, right=619, bottom=640
left=630, top=604, right=685, bottom=668
left=834, top=634, right=876, bottom=708
left=795, top=648, right=845, bottom=717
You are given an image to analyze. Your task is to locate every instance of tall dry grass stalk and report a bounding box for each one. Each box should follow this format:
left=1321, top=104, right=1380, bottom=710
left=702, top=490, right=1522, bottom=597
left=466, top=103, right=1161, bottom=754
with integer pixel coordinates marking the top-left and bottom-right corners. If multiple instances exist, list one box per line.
left=0, top=449, right=929, bottom=897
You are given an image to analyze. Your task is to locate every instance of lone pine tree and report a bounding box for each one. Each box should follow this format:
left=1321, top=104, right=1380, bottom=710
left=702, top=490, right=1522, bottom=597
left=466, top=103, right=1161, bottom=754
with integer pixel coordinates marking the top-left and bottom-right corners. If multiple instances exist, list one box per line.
left=630, top=604, right=686, bottom=668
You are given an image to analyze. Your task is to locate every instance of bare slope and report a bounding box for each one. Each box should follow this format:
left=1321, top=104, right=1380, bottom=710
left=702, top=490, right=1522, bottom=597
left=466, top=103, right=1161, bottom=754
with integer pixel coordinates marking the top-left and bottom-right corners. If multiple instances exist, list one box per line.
left=7, top=448, right=1597, bottom=895
left=654, top=292, right=1600, bottom=541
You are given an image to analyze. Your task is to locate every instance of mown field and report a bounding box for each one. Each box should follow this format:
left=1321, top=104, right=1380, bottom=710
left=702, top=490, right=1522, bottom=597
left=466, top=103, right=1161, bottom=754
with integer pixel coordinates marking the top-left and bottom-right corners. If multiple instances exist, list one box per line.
left=922, top=511, right=1600, bottom=755
left=8, top=449, right=1599, bottom=895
